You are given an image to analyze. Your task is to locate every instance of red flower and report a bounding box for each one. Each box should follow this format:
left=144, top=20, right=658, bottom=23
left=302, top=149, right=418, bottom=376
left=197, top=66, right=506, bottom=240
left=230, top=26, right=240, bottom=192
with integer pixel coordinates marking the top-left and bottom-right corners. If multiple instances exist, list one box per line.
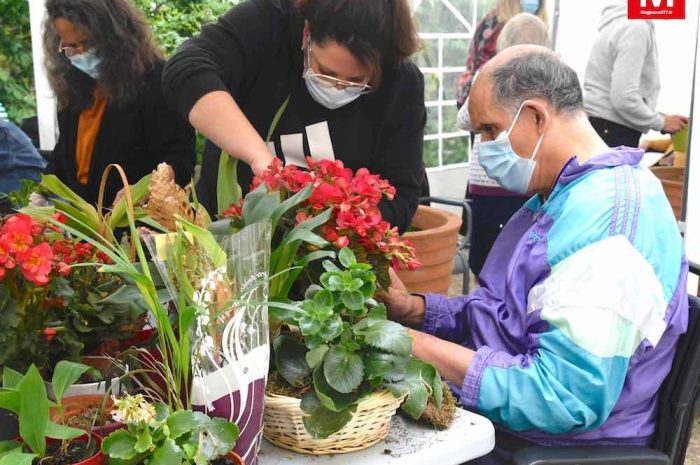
left=18, top=243, right=54, bottom=286
left=335, top=236, right=350, bottom=248
left=58, top=261, right=71, bottom=276
left=53, top=212, right=68, bottom=224
left=0, top=242, right=15, bottom=269
left=222, top=199, right=244, bottom=220
left=43, top=328, right=57, bottom=342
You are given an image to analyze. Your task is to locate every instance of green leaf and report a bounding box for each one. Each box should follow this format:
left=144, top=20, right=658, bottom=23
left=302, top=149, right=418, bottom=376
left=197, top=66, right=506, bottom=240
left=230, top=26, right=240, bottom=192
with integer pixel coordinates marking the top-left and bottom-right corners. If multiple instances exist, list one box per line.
left=45, top=422, right=85, bottom=440
left=0, top=285, right=22, bottom=328
left=305, top=345, right=329, bottom=369
left=296, top=250, right=335, bottom=268
left=178, top=220, right=227, bottom=269
left=313, top=289, right=334, bottom=308
left=270, top=183, right=313, bottom=231
left=341, top=291, right=365, bottom=312
left=338, top=248, right=356, bottom=268
left=151, top=438, right=184, bottom=465
left=273, top=334, right=311, bottom=388
left=0, top=440, right=21, bottom=454
left=242, top=184, right=280, bottom=226
left=0, top=453, right=35, bottom=465
left=323, top=347, right=364, bottom=394
left=387, top=359, right=432, bottom=420
left=217, top=152, right=242, bottom=217
left=17, top=365, right=48, bottom=456
left=134, top=428, right=153, bottom=454
left=322, top=260, right=341, bottom=273
left=166, top=410, right=207, bottom=440
left=195, top=417, right=239, bottom=464
left=108, top=173, right=152, bottom=230
left=2, top=367, right=22, bottom=389
left=300, top=391, right=353, bottom=439
left=0, top=391, right=20, bottom=414
left=51, top=361, right=90, bottom=404
left=354, top=319, right=412, bottom=356
left=366, top=304, right=388, bottom=322
left=312, top=367, right=358, bottom=412
left=101, top=429, right=138, bottom=460
left=40, top=175, right=99, bottom=224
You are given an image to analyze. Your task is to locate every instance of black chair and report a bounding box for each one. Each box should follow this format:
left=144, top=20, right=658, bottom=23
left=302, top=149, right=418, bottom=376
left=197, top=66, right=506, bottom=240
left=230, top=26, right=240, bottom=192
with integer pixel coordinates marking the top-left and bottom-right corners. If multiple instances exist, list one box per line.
left=512, top=294, right=700, bottom=465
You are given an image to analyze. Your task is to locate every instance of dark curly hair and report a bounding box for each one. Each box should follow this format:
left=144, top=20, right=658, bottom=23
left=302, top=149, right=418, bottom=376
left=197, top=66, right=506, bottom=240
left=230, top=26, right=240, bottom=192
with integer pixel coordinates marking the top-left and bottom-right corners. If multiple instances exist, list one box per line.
left=297, top=0, right=420, bottom=87
left=43, top=0, right=162, bottom=110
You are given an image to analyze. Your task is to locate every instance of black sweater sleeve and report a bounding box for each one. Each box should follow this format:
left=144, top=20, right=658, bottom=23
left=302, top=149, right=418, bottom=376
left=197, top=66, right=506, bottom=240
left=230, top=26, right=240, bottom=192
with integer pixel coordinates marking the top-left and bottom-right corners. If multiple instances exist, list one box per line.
left=141, top=65, right=196, bottom=186
left=374, top=64, right=427, bottom=234
left=162, top=0, right=282, bottom=120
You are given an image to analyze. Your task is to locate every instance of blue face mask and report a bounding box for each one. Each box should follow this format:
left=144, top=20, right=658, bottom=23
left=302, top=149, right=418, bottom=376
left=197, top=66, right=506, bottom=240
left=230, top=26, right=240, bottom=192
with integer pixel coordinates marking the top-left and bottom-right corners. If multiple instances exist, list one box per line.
left=520, top=0, right=541, bottom=14
left=69, top=49, right=101, bottom=79
left=476, top=102, right=545, bottom=195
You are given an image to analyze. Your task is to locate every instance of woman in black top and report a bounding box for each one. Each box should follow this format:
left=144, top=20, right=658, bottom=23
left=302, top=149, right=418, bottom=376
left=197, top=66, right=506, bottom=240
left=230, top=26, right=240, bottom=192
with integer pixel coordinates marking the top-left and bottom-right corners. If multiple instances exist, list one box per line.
left=163, top=0, right=426, bottom=233
left=43, top=0, right=195, bottom=206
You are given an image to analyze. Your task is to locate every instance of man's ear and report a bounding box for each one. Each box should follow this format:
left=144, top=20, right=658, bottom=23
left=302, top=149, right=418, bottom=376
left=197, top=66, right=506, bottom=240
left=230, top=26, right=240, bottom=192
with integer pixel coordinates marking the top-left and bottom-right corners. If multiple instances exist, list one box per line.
left=530, top=100, right=550, bottom=135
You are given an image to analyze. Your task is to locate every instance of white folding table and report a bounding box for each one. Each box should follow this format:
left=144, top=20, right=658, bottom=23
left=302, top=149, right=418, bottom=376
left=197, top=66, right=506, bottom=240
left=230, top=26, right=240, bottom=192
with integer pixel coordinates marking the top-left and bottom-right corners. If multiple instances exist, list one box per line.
left=258, top=408, right=495, bottom=465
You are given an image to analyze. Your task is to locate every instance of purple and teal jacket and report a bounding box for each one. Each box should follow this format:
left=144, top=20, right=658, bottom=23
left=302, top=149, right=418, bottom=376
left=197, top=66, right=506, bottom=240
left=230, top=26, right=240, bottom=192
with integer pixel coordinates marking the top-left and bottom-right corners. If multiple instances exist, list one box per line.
left=423, top=148, right=688, bottom=445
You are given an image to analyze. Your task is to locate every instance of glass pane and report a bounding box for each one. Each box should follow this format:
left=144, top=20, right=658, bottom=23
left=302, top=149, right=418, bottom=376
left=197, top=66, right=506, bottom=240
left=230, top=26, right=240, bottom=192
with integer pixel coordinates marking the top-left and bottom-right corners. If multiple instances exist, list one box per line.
left=414, top=39, right=438, bottom=68
left=423, top=139, right=440, bottom=168
left=444, top=38, right=470, bottom=68
left=443, top=136, right=470, bottom=165
left=442, top=71, right=463, bottom=102
left=424, top=73, right=440, bottom=104
left=442, top=104, right=462, bottom=133
left=426, top=107, right=439, bottom=136
left=414, top=0, right=470, bottom=33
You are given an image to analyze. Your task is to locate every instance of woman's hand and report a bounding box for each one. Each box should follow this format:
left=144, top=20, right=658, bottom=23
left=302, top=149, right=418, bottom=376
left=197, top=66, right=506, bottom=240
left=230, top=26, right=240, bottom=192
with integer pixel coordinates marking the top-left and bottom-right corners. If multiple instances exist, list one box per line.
left=377, top=268, right=426, bottom=327
left=249, top=151, right=276, bottom=176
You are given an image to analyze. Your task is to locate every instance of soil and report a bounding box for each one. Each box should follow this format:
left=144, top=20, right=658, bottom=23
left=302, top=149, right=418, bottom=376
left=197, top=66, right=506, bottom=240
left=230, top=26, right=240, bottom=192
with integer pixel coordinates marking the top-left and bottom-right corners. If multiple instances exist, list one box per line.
left=210, top=458, right=236, bottom=465
left=417, top=382, right=457, bottom=430
left=32, top=438, right=98, bottom=465
left=65, top=406, right=114, bottom=431
left=265, top=371, right=310, bottom=399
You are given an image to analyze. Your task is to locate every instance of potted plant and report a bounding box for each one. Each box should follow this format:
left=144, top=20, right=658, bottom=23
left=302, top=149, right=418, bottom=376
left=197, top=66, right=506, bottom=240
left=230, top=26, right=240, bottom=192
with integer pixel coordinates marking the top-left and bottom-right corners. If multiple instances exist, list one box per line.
left=0, top=360, right=104, bottom=465
left=101, top=394, right=242, bottom=465
left=49, top=395, right=122, bottom=439
left=264, top=248, right=443, bottom=454
left=395, top=205, right=463, bottom=295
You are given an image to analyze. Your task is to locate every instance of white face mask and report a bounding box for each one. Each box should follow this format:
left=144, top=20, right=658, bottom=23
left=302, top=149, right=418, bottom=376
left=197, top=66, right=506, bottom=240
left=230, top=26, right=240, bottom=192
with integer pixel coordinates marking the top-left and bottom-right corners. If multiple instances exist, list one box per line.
left=69, top=49, right=101, bottom=79
left=303, top=70, right=362, bottom=110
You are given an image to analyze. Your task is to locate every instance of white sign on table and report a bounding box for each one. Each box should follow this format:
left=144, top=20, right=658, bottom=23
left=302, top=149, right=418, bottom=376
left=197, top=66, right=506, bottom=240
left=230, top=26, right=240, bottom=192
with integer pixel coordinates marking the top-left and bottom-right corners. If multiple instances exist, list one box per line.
left=258, top=408, right=495, bottom=465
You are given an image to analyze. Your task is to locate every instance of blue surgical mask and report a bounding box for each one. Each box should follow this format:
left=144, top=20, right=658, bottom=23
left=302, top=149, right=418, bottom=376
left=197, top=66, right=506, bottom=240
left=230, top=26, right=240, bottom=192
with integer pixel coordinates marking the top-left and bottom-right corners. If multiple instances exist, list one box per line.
left=303, top=69, right=362, bottom=110
left=476, top=102, right=544, bottom=195
left=69, top=49, right=101, bottom=79
left=520, top=0, right=541, bottom=14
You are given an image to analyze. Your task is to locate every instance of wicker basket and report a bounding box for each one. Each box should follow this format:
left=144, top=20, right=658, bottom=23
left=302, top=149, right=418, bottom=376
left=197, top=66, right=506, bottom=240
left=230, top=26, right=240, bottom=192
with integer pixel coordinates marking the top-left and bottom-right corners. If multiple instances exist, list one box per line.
left=263, top=390, right=404, bottom=455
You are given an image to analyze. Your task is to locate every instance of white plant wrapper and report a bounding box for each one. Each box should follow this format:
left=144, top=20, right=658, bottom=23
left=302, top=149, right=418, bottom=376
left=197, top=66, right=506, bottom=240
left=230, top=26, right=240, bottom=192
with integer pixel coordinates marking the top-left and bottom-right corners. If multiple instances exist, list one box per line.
left=145, top=222, right=271, bottom=465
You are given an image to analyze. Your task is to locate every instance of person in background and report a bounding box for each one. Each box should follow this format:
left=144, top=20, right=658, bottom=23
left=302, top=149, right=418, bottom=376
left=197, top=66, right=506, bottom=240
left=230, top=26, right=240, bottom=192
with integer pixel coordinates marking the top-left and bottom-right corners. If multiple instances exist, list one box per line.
left=384, top=46, right=687, bottom=465
left=456, top=0, right=548, bottom=109
left=43, top=0, right=196, bottom=206
left=457, top=12, right=551, bottom=277
left=163, top=0, right=426, bottom=233
left=0, top=119, right=47, bottom=195
left=584, top=0, right=687, bottom=148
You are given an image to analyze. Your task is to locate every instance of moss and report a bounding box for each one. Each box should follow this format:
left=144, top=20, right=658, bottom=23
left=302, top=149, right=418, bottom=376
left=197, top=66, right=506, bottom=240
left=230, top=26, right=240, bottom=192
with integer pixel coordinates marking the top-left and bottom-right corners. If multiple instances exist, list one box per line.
left=417, top=382, right=457, bottom=430
left=265, top=371, right=311, bottom=399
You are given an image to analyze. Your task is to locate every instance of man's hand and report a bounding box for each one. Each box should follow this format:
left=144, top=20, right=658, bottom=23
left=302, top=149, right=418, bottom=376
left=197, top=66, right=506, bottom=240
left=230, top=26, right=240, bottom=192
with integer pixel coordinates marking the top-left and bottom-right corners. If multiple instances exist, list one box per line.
left=376, top=269, right=426, bottom=327
left=662, top=114, right=689, bottom=134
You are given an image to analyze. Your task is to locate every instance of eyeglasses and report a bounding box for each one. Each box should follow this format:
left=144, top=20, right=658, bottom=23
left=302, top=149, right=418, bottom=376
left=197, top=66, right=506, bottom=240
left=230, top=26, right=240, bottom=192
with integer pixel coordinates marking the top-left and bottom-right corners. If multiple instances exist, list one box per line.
left=58, top=40, right=91, bottom=58
left=306, top=44, right=372, bottom=95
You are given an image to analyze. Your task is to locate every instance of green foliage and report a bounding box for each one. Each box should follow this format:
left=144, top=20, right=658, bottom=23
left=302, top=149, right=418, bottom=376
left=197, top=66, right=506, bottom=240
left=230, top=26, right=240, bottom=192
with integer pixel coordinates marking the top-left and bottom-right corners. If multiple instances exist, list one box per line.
left=0, top=0, right=35, bottom=124
left=269, top=249, right=442, bottom=438
left=0, top=362, right=90, bottom=463
left=101, top=403, right=239, bottom=465
left=134, top=0, right=239, bottom=57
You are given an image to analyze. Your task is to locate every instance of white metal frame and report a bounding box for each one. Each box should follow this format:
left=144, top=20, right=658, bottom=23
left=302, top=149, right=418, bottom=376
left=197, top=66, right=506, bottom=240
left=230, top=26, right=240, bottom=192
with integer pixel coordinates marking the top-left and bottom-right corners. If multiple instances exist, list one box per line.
left=414, top=0, right=475, bottom=169
left=28, top=0, right=57, bottom=150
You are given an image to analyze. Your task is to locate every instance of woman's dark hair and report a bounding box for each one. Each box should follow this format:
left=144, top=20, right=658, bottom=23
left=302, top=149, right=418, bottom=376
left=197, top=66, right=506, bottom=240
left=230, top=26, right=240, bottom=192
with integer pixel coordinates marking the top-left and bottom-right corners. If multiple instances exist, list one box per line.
left=43, top=0, right=162, bottom=109
left=297, top=0, right=420, bottom=87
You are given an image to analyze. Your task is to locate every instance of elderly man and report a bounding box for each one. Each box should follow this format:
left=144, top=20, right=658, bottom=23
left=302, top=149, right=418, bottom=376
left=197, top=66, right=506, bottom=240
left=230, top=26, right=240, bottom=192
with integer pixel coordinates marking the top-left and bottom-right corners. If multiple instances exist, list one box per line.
left=384, top=45, right=687, bottom=463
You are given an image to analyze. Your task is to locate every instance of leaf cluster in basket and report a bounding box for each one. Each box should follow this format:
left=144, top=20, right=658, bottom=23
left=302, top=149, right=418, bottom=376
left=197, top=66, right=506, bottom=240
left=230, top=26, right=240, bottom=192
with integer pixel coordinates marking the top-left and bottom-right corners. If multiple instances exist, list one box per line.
left=270, top=248, right=442, bottom=439
left=0, top=361, right=98, bottom=465
left=102, top=394, right=239, bottom=465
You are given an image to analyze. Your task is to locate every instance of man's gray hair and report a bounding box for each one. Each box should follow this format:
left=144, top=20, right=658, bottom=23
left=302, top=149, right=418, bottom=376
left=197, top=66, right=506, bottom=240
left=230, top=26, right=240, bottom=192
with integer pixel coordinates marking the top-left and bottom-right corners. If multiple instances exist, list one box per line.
left=497, top=13, right=551, bottom=52
left=491, top=50, right=584, bottom=116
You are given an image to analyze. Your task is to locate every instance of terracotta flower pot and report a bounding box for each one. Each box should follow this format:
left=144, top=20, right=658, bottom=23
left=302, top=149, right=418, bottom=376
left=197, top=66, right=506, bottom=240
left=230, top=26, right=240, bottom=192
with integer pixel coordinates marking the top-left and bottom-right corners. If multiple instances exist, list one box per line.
left=651, top=166, right=684, bottom=220
left=225, top=450, right=246, bottom=465
left=396, top=205, right=462, bottom=295
left=49, top=395, right=123, bottom=439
